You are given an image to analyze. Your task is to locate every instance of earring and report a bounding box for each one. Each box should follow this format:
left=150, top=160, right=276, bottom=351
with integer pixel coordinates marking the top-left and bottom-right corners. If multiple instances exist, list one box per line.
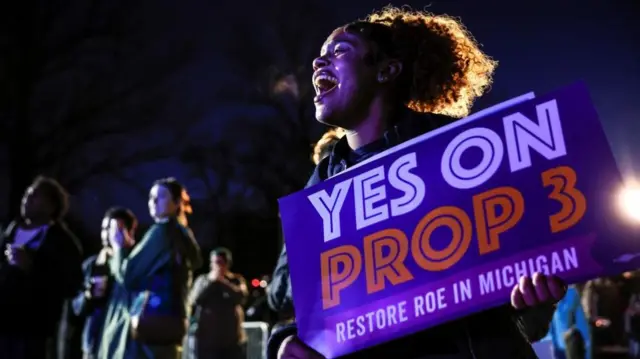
left=378, top=74, right=387, bottom=83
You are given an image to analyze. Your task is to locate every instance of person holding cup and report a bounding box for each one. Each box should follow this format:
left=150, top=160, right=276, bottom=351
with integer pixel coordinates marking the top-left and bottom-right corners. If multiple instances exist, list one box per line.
left=73, top=207, right=138, bottom=359
left=0, top=176, right=83, bottom=359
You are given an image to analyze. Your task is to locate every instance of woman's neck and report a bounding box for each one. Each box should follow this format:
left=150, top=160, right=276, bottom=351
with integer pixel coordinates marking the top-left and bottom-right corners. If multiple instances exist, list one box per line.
left=154, top=217, right=170, bottom=223
left=345, top=97, right=396, bottom=150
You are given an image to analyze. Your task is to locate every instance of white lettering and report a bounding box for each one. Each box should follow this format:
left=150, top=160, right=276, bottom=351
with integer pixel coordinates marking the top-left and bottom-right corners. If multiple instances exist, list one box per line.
left=336, top=322, right=345, bottom=342
left=335, top=301, right=409, bottom=343
left=478, top=246, right=580, bottom=295
left=563, top=247, right=579, bottom=269
left=503, top=99, right=567, bottom=172
left=307, top=179, right=352, bottom=242
left=502, top=265, right=514, bottom=287
left=356, top=316, right=366, bottom=336
left=388, top=153, right=426, bottom=217
left=536, top=255, right=549, bottom=275
left=413, top=287, right=448, bottom=317
left=354, top=166, right=388, bottom=230
left=479, top=273, right=494, bottom=295
left=441, top=127, right=504, bottom=190
left=398, top=301, right=409, bottom=322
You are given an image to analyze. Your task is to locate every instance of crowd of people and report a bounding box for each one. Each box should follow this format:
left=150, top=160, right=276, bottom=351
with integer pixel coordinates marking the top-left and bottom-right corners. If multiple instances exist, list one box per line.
left=0, top=4, right=635, bottom=359
left=544, top=275, right=640, bottom=359
left=0, top=176, right=253, bottom=359
left=0, top=174, right=638, bottom=359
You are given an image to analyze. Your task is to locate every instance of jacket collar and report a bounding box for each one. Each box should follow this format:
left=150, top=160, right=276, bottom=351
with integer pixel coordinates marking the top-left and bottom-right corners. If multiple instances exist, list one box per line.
left=326, top=108, right=455, bottom=175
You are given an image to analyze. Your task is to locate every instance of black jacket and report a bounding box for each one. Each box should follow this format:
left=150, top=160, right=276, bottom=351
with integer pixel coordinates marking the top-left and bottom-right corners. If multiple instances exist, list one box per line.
left=72, top=251, right=112, bottom=356
left=267, top=109, right=554, bottom=359
left=267, top=245, right=294, bottom=316
left=0, top=220, right=84, bottom=336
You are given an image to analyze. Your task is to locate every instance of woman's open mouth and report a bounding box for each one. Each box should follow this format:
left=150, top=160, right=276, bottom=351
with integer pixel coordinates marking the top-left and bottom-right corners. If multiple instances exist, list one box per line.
left=313, top=72, right=338, bottom=102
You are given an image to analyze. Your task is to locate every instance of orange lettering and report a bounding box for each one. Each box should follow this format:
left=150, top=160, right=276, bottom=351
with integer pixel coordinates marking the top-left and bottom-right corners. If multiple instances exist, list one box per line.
left=320, top=245, right=362, bottom=309
left=363, top=229, right=413, bottom=294
left=411, top=206, right=473, bottom=271
left=473, top=186, right=525, bottom=254
left=542, top=166, right=587, bottom=233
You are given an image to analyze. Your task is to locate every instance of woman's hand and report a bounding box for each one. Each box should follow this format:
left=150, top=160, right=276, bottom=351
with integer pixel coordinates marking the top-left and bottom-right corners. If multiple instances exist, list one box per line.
left=89, top=276, right=109, bottom=298
left=108, top=219, right=134, bottom=249
left=510, top=272, right=566, bottom=310
left=278, top=336, right=325, bottom=359
left=4, top=244, right=33, bottom=271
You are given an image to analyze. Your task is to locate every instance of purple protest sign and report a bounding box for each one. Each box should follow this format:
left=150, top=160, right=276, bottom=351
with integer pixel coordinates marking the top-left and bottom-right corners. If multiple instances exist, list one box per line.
left=278, top=82, right=640, bottom=358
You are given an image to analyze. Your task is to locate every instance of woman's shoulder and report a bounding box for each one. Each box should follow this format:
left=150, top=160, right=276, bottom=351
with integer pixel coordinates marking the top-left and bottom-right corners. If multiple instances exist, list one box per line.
left=167, top=221, right=202, bottom=270
left=177, top=223, right=195, bottom=239
left=161, top=219, right=194, bottom=238
left=145, top=220, right=188, bottom=237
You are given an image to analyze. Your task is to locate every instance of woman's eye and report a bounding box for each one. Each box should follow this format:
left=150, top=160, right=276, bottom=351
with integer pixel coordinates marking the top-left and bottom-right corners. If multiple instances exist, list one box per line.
left=334, top=46, right=348, bottom=54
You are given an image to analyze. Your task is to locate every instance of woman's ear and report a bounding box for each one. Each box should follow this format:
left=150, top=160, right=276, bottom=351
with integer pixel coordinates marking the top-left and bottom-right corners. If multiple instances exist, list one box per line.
left=377, top=59, right=403, bottom=83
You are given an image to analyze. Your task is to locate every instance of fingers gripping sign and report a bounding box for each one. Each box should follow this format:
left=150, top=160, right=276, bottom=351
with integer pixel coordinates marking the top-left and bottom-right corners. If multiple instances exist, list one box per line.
left=510, top=272, right=567, bottom=310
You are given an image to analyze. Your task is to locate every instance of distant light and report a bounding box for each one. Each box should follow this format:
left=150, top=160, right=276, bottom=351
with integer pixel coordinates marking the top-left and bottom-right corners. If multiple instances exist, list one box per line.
left=259, top=280, right=267, bottom=288
left=251, top=279, right=260, bottom=288
left=619, top=185, right=640, bottom=222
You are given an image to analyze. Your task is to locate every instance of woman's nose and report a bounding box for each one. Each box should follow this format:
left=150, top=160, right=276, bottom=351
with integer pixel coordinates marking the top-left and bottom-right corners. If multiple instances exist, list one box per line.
left=312, top=56, right=329, bottom=71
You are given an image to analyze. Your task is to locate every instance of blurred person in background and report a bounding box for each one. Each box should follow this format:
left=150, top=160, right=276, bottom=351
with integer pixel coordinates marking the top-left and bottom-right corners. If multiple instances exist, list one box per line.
left=311, top=127, right=345, bottom=165
left=245, top=275, right=276, bottom=326
left=268, top=128, right=344, bottom=326
left=99, top=177, right=202, bottom=359
left=0, top=176, right=83, bottom=359
left=177, top=189, right=193, bottom=228
left=582, top=276, right=625, bottom=358
left=269, top=6, right=566, bottom=359
left=623, top=271, right=640, bottom=358
left=73, top=207, right=138, bottom=359
left=184, top=248, right=248, bottom=359
left=547, top=285, right=591, bottom=359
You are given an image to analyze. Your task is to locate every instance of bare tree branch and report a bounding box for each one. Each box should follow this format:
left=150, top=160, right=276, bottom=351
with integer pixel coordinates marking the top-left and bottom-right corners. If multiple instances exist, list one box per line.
left=35, top=43, right=195, bottom=146
left=62, top=140, right=179, bottom=192
left=109, top=170, right=149, bottom=198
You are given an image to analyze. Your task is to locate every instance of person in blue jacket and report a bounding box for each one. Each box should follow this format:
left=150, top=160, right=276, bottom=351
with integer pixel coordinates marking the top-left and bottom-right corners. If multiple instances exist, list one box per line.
left=547, top=285, right=590, bottom=359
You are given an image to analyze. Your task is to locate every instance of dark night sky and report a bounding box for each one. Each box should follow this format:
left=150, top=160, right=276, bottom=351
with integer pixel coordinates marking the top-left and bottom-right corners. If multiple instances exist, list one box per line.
left=0, top=0, right=638, bottom=279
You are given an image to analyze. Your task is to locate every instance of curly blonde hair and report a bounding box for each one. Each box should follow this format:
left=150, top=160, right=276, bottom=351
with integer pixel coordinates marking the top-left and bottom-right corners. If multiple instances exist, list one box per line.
left=353, top=6, right=497, bottom=118
left=312, top=128, right=346, bottom=164
left=177, top=189, right=192, bottom=227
